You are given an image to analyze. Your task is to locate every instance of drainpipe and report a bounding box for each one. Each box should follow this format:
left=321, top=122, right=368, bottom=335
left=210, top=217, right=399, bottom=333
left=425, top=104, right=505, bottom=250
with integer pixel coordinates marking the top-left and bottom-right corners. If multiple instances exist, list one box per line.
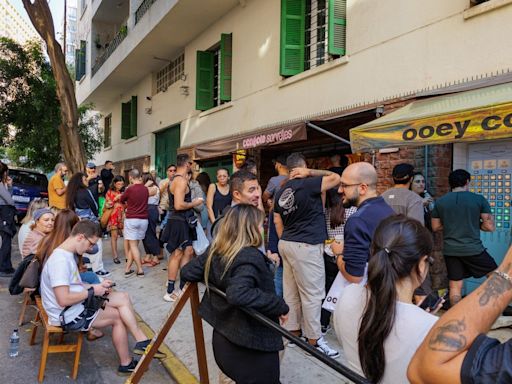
left=424, top=145, right=429, bottom=191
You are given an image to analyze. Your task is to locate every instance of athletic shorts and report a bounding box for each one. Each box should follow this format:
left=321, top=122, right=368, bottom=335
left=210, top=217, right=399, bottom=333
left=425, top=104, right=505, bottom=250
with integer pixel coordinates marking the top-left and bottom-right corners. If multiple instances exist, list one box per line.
left=64, top=308, right=100, bottom=332
left=444, top=250, right=497, bottom=281
left=124, top=218, right=148, bottom=240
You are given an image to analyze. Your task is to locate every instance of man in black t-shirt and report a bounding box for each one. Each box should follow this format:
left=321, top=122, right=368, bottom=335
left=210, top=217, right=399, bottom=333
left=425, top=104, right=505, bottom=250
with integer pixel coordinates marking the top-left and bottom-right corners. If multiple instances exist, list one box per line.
left=274, top=153, right=341, bottom=358
left=100, top=160, right=115, bottom=191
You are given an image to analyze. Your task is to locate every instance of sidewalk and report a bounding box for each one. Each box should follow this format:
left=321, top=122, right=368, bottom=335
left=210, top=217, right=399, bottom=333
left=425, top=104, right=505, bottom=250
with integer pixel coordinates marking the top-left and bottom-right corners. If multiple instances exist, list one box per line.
left=0, top=236, right=173, bottom=384
left=103, top=239, right=354, bottom=384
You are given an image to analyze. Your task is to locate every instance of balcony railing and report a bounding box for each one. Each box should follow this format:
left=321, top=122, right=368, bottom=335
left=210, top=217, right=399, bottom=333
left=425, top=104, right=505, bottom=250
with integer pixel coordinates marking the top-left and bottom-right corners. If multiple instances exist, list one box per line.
left=135, top=0, right=158, bottom=25
left=91, top=25, right=128, bottom=77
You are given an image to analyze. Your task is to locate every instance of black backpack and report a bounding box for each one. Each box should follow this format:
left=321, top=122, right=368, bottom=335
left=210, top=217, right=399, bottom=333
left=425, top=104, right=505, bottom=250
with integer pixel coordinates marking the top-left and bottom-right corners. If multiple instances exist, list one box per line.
left=9, top=254, right=34, bottom=295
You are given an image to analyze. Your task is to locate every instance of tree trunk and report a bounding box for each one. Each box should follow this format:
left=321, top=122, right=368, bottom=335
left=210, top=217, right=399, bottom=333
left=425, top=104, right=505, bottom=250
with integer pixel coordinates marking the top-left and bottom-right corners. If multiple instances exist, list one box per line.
left=22, top=0, right=86, bottom=174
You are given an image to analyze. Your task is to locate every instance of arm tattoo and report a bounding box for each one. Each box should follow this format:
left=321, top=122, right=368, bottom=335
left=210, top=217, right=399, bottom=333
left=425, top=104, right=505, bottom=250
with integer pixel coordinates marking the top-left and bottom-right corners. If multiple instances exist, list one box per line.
left=428, top=319, right=467, bottom=352
left=479, top=267, right=512, bottom=307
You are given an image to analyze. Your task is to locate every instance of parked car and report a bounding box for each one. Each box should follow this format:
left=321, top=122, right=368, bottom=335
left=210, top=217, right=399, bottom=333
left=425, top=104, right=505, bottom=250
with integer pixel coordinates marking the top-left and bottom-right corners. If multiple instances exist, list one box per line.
left=9, top=167, right=48, bottom=221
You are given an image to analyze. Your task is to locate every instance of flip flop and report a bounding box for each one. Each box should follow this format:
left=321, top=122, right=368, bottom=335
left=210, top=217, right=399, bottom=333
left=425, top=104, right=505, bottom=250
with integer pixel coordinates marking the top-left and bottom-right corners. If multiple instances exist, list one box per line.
left=113, top=258, right=121, bottom=264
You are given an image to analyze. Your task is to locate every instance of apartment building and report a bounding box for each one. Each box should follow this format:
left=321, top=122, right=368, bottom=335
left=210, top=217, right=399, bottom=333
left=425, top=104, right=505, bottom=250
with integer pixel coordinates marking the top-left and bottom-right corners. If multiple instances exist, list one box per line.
left=0, top=0, right=38, bottom=43
left=61, top=0, right=79, bottom=66
left=76, top=0, right=512, bottom=282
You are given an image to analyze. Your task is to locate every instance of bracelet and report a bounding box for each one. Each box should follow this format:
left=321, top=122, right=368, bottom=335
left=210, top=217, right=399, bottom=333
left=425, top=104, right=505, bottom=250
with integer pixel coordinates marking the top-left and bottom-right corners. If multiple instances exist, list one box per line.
left=493, top=270, right=512, bottom=285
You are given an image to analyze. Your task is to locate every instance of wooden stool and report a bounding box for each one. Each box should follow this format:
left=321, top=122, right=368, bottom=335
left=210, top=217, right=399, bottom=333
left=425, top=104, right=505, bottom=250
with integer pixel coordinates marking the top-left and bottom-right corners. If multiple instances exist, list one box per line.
left=18, top=289, right=36, bottom=326
left=30, top=297, right=83, bottom=382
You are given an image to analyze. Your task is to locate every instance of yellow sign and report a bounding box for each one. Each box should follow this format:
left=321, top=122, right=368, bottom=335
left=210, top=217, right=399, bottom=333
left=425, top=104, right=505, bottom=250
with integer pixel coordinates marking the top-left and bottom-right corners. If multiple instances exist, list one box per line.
left=350, top=101, right=512, bottom=152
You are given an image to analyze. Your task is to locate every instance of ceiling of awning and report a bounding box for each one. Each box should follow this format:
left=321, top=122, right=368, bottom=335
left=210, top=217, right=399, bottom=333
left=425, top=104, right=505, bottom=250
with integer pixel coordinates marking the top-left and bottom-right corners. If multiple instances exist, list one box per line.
left=350, top=82, right=512, bottom=153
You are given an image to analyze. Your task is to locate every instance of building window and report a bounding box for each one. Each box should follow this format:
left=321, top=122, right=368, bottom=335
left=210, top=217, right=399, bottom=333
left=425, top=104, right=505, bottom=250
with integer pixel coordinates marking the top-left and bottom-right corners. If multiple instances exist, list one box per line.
left=280, top=0, right=346, bottom=77
left=74, top=40, right=86, bottom=80
left=121, top=96, right=137, bottom=140
left=196, top=33, right=232, bottom=111
left=156, top=53, right=184, bottom=93
left=104, top=114, right=112, bottom=148
left=80, top=0, right=86, bottom=16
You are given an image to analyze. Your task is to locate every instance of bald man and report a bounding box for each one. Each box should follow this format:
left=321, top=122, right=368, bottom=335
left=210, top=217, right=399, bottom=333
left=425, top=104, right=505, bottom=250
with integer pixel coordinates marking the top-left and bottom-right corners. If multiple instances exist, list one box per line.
left=334, top=162, right=395, bottom=283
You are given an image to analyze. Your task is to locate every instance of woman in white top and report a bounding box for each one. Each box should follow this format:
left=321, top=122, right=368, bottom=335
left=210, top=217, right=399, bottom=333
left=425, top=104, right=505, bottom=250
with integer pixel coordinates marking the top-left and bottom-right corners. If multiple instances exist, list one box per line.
left=334, top=215, right=439, bottom=384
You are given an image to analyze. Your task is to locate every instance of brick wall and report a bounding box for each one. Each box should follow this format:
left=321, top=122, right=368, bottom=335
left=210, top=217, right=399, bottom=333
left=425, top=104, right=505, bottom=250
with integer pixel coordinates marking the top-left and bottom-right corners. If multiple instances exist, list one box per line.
left=366, top=144, right=453, bottom=290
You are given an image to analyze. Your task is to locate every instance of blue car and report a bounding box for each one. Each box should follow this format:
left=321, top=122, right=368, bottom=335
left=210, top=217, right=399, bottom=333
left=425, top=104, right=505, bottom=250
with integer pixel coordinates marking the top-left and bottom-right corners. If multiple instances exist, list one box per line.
left=9, top=168, right=49, bottom=221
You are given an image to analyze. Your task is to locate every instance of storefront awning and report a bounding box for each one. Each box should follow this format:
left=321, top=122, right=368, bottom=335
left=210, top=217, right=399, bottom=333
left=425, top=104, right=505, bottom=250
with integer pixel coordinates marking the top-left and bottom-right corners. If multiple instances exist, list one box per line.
left=350, top=82, right=512, bottom=153
left=191, top=122, right=307, bottom=160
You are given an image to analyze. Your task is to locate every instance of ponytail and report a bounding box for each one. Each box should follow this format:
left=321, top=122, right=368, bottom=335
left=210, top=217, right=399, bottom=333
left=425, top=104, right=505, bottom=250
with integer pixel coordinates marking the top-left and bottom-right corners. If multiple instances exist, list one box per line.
left=357, top=215, right=433, bottom=383
left=358, top=249, right=398, bottom=383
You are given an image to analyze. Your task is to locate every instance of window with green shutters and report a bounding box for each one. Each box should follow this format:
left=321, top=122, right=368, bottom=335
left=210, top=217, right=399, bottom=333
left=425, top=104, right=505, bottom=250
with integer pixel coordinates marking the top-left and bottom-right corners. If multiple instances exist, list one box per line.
left=196, top=33, right=233, bottom=111
left=280, top=0, right=346, bottom=77
left=121, top=97, right=137, bottom=140
left=75, top=40, right=87, bottom=81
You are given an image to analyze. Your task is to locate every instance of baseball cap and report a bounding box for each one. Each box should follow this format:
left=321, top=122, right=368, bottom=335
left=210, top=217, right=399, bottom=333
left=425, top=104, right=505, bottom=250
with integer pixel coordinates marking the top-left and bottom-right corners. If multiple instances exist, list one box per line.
left=86, top=162, right=96, bottom=169
left=392, top=163, right=415, bottom=181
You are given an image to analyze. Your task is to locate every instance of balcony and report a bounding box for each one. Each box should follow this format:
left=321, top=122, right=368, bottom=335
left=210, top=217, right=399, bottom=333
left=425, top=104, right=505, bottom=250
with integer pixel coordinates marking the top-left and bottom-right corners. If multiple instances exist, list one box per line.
left=135, top=0, right=158, bottom=25
left=91, top=26, right=127, bottom=76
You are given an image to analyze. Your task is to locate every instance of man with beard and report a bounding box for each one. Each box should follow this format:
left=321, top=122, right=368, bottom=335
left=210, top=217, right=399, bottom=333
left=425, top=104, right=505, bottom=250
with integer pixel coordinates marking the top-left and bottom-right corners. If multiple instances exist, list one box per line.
left=334, top=162, right=394, bottom=283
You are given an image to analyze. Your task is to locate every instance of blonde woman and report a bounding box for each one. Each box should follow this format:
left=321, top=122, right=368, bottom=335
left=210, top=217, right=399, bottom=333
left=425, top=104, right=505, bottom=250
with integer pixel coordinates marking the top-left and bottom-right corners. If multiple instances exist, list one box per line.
left=181, top=204, right=288, bottom=384
left=18, top=198, right=49, bottom=252
left=21, top=208, right=55, bottom=258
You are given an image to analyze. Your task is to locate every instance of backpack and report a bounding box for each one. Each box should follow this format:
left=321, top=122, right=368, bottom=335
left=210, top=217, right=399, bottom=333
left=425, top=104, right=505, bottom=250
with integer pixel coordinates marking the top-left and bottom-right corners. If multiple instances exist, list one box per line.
left=9, top=254, right=34, bottom=295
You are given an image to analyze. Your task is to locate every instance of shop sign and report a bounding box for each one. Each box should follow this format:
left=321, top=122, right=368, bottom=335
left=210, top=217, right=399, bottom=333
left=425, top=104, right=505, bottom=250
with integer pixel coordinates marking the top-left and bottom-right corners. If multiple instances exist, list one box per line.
left=351, top=101, right=512, bottom=152
left=241, top=128, right=296, bottom=149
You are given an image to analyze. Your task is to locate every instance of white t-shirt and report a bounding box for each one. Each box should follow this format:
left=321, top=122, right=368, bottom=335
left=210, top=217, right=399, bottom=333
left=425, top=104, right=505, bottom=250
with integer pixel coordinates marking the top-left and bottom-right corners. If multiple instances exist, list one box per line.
left=40, top=248, right=85, bottom=326
left=334, top=284, right=438, bottom=384
left=17, top=222, right=32, bottom=253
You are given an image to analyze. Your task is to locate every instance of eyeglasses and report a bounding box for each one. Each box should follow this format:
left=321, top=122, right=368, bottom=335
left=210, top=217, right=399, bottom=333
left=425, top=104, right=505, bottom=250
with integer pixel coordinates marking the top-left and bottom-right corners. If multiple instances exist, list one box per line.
left=84, top=237, right=96, bottom=249
left=339, top=182, right=361, bottom=189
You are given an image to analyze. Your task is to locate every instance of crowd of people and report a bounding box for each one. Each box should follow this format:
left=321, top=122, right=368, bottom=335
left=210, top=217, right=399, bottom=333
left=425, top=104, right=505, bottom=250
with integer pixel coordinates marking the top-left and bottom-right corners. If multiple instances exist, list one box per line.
left=1, top=149, right=510, bottom=382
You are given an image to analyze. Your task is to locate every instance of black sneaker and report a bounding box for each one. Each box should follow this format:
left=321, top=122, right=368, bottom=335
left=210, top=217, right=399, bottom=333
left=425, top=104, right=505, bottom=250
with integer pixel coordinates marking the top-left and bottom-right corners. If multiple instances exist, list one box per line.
left=117, top=359, right=138, bottom=376
left=133, top=339, right=166, bottom=359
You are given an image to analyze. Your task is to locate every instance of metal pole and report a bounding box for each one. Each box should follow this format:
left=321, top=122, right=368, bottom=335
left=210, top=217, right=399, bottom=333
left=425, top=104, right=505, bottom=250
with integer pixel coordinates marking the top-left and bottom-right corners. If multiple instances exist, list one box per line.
left=208, top=285, right=371, bottom=384
left=306, top=122, right=352, bottom=146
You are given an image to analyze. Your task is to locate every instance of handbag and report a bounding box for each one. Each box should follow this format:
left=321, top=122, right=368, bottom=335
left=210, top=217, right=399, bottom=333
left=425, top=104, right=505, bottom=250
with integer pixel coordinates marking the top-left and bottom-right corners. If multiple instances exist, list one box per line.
left=100, top=205, right=113, bottom=228
left=322, top=265, right=368, bottom=313
left=19, top=257, right=41, bottom=289
left=192, top=225, right=209, bottom=255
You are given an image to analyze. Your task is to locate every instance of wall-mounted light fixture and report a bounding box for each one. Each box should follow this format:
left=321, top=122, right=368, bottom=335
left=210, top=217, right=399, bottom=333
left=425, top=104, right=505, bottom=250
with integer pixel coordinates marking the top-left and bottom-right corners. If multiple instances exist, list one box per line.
left=376, top=105, right=385, bottom=117
left=146, top=96, right=152, bottom=101
left=180, top=85, right=189, bottom=96
left=144, top=107, right=152, bottom=115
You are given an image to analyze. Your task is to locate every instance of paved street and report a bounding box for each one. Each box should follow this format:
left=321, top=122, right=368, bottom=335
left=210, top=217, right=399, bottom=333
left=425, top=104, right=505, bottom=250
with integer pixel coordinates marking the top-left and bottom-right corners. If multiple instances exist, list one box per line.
left=2, top=235, right=512, bottom=384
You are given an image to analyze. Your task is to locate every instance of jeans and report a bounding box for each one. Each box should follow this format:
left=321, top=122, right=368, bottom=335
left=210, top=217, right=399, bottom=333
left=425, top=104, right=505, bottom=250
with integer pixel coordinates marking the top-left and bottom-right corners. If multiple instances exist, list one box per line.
left=80, top=271, right=101, bottom=284
left=274, top=264, right=283, bottom=297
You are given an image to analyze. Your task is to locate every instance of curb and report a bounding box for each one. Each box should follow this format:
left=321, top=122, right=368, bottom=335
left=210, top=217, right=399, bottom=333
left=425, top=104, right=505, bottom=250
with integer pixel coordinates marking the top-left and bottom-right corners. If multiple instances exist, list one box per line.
left=135, top=312, right=199, bottom=384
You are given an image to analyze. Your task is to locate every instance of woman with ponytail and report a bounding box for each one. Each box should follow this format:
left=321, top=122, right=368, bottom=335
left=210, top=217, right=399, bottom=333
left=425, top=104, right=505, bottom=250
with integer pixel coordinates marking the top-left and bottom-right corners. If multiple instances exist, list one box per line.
left=334, top=214, right=439, bottom=383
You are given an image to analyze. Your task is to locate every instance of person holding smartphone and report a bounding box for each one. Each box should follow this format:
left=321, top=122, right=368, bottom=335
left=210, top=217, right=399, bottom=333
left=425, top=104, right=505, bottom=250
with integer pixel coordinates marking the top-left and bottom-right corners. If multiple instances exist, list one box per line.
left=334, top=215, right=441, bottom=384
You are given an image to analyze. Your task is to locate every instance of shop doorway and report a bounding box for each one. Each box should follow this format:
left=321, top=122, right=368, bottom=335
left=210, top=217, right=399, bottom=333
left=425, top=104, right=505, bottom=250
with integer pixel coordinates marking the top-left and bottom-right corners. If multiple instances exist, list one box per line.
left=155, top=125, right=180, bottom=179
left=199, top=158, right=233, bottom=182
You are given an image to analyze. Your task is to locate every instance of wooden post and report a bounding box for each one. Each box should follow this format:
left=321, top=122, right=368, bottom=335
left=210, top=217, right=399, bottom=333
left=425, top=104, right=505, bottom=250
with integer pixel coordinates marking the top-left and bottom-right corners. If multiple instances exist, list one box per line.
left=191, top=283, right=209, bottom=384
left=127, top=283, right=209, bottom=384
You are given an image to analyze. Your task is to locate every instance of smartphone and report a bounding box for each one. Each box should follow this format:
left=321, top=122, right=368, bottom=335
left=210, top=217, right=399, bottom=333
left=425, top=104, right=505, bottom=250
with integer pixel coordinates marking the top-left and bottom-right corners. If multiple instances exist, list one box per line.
left=419, top=292, right=446, bottom=310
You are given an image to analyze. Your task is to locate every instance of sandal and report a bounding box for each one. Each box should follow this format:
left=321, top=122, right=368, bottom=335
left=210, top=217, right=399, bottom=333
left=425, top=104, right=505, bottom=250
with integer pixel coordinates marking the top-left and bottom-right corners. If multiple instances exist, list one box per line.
left=87, top=328, right=104, bottom=341
left=141, top=259, right=151, bottom=265
left=149, top=260, right=160, bottom=266
left=113, top=258, right=121, bottom=264
left=136, top=272, right=145, bottom=277
left=125, top=270, right=135, bottom=278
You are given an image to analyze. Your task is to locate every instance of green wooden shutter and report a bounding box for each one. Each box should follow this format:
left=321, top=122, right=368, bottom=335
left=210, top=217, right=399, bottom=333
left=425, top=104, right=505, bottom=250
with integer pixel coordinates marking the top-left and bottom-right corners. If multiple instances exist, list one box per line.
left=121, top=102, right=131, bottom=139
left=74, top=49, right=80, bottom=80
left=196, top=51, right=215, bottom=111
left=220, top=33, right=232, bottom=102
left=280, top=0, right=305, bottom=77
left=79, top=40, right=86, bottom=79
left=130, top=96, right=137, bottom=137
left=328, top=0, right=347, bottom=56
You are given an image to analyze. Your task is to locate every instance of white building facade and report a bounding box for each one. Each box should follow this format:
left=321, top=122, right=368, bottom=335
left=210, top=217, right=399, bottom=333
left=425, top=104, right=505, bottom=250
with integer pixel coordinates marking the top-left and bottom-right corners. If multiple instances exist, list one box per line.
left=0, top=0, right=38, bottom=43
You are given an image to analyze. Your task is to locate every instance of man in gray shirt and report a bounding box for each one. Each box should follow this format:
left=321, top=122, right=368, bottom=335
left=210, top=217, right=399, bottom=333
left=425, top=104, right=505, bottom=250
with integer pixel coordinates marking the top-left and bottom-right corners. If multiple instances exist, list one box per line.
left=382, top=163, right=425, bottom=225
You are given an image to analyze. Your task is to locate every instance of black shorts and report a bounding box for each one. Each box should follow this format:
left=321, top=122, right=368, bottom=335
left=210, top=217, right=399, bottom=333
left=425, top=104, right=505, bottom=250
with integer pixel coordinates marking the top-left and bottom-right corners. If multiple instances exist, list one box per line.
left=163, top=217, right=197, bottom=254
left=444, top=250, right=497, bottom=281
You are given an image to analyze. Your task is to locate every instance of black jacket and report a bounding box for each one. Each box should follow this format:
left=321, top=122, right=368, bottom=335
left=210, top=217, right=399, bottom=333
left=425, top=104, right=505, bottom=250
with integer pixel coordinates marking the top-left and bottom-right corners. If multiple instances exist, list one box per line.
left=181, top=246, right=289, bottom=352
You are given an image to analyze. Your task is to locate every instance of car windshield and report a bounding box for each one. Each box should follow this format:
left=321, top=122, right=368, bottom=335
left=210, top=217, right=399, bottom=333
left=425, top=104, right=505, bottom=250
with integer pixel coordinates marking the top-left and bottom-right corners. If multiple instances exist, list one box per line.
left=10, top=170, right=48, bottom=189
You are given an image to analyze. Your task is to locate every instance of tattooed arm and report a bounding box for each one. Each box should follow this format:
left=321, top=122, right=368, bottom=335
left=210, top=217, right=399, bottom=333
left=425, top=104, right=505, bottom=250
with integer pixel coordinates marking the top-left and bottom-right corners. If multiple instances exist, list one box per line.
left=407, top=245, right=512, bottom=384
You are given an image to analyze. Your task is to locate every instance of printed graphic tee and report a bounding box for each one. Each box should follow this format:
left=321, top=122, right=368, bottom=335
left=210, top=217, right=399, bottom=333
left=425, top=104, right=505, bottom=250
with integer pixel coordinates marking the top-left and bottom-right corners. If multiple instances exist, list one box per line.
left=274, top=176, right=327, bottom=245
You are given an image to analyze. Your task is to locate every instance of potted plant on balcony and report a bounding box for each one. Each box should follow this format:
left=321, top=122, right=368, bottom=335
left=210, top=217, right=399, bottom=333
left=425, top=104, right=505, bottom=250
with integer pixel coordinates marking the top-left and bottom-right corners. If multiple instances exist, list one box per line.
left=94, top=34, right=102, bottom=49
left=119, top=25, right=128, bottom=37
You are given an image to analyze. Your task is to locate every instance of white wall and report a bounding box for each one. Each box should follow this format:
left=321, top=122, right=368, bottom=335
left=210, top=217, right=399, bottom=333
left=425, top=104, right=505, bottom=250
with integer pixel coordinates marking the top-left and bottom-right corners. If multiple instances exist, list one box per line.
left=93, top=0, right=512, bottom=164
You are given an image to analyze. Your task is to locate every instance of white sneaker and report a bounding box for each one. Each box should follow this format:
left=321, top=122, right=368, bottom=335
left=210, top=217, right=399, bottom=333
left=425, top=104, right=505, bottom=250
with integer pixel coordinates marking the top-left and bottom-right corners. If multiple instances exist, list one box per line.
left=315, top=337, right=340, bottom=358
left=163, top=290, right=181, bottom=302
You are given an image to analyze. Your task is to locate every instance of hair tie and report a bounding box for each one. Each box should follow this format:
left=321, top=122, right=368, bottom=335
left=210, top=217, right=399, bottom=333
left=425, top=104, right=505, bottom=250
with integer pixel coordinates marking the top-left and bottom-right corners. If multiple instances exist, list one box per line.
left=383, top=247, right=391, bottom=255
